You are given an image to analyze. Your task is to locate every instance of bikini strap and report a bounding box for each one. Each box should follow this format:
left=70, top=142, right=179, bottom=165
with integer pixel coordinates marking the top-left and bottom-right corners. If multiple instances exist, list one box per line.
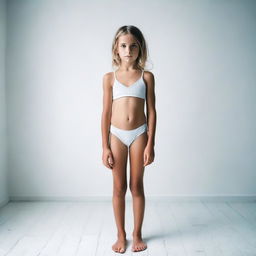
left=114, top=69, right=143, bottom=81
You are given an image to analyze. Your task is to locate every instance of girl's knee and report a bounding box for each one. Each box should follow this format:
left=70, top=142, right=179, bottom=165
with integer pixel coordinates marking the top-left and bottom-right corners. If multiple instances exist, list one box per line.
left=129, top=184, right=144, bottom=197
left=113, top=185, right=127, bottom=197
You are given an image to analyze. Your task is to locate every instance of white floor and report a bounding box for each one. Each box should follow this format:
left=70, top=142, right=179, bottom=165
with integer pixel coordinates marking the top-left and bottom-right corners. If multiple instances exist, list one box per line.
left=0, top=200, right=255, bottom=255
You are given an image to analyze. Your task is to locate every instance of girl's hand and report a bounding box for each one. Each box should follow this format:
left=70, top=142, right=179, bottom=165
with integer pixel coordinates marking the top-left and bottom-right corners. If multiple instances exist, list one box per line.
left=143, top=145, right=155, bottom=167
left=102, top=147, right=114, bottom=169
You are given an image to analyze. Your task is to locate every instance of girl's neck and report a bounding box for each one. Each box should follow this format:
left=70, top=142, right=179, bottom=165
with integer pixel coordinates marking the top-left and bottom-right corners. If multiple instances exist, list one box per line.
left=118, top=63, right=138, bottom=72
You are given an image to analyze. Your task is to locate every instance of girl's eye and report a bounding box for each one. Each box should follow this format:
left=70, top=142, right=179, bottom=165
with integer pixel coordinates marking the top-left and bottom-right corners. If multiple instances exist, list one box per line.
left=121, top=44, right=137, bottom=48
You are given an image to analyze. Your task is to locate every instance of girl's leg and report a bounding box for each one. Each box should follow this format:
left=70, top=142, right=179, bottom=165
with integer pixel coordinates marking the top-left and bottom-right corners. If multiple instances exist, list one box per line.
left=109, top=133, right=128, bottom=253
left=129, top=132, right=148, bottom=252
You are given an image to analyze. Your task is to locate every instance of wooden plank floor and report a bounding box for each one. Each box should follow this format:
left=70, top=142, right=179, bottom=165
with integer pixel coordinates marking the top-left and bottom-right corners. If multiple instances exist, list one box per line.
left=0, top=200, right=255, bottom=255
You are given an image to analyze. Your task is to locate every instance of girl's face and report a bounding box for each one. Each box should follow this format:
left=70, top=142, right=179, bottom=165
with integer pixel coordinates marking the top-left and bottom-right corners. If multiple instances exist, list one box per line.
left=116, top=34, right=140, bottom=64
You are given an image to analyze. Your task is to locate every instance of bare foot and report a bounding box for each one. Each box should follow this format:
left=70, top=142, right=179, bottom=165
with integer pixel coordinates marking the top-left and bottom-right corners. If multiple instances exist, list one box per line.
left=112, top=236, right=127, bottom=254
left=132, top=235, right=147, bottom=252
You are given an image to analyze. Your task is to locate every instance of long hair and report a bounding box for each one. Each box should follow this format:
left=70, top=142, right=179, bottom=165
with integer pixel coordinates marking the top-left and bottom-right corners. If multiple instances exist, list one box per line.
left=111, top=25, right=148, bottom=71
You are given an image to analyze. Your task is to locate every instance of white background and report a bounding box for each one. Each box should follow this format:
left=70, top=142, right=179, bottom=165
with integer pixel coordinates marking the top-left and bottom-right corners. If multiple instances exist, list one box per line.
left=0, top=0, right=255, bottom=204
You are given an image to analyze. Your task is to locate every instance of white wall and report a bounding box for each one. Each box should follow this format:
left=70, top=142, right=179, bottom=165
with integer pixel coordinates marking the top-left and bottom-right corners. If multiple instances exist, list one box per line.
left=0, top=0, right=8, bottom=206
left=5, top=0, right=256, bottom=200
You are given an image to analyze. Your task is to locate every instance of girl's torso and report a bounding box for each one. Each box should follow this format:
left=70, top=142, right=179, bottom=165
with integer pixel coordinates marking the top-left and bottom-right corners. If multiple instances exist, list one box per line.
left=110, top=70, right=147, bottom=130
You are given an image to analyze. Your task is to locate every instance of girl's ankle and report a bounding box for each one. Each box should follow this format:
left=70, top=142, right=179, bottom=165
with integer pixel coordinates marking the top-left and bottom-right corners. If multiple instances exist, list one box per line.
left=132, top=231, right=142, bottom=237
left=117, top=231, right=126, bottom=238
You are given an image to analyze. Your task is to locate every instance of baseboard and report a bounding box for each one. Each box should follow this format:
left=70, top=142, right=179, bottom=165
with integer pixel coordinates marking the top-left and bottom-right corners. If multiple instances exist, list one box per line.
left=9, top=195, right=256, bottom=203
left=0, top=197, right=10, bottom=208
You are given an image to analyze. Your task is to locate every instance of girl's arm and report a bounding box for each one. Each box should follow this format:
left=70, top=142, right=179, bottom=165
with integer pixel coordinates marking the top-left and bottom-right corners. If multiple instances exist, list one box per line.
left=101, top=73, right=113, bottom=149
left=145, top=71, right=157, bottom=148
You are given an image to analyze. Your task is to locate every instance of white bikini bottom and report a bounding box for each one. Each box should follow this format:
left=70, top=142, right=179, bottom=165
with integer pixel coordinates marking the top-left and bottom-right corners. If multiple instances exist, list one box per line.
left=110, top=123, right=147, bottom=148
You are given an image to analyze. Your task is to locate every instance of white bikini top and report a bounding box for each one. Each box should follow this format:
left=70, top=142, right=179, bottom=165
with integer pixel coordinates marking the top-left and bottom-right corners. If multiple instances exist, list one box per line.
left=112, top=70, right=146, bottom=100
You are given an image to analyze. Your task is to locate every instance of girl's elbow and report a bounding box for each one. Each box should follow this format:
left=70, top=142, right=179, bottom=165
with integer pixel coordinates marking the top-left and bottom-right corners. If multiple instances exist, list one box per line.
left=102, top=110, right=111, bottom=119
left=147, top=108, right=156, bottom=116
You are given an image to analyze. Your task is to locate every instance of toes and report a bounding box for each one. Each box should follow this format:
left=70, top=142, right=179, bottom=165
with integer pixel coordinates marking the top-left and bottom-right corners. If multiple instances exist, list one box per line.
left=112, top=245, right=118, bottom=252
left=133, top=244, right=144, bottom=252
left=132, top=243, right=147, bottom=252
left=137, top=244, right=146, bottom=251
left=113, top=245, right=125, bottom=253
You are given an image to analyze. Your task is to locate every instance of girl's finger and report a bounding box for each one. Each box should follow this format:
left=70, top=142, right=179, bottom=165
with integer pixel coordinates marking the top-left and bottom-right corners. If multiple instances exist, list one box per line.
left=144, top=154, right=148, bottom=166
left=104, top=159, right=112, bottom=169
left=108, top=157, right=114, bottom=167
left=108, top=156, right=113, bottom=164
left=144, top=153, right=147, bottom=163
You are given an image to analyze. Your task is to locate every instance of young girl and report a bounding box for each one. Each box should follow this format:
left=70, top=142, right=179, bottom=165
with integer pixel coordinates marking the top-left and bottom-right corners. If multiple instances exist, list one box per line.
left=101, top=25, right=157, bottom=253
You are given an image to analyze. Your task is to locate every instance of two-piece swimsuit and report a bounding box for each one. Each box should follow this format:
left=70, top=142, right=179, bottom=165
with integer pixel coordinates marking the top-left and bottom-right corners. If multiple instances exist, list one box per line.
left=110, top=70, right=147, bottom=148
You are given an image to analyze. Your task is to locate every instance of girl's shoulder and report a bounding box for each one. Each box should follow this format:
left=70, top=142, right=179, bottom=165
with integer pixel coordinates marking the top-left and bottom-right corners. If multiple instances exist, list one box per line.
left=102, top=71, right=115, bottom=82
left=143, top=70, right=154, bottom=76
left=143, top=70, right=155, bottom=84
left=102, top=71, right=115, bottom=89
left=103, top=71, right=114, bottom=79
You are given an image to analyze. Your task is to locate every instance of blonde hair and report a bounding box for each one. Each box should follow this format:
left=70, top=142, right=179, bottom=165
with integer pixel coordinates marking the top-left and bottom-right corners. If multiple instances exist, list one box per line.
left=111, top=25, right=149, bottom=71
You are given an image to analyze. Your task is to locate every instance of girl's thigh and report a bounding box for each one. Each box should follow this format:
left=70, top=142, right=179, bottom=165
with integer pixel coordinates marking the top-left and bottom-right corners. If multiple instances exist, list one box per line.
left=129, top=132, right=148, bottom=186
left=109, top=133, right=129, bottom=188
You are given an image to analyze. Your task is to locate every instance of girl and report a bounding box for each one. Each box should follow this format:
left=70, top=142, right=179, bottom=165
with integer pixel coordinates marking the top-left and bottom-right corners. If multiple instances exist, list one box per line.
left=101, top=25, right=157, bottom=253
